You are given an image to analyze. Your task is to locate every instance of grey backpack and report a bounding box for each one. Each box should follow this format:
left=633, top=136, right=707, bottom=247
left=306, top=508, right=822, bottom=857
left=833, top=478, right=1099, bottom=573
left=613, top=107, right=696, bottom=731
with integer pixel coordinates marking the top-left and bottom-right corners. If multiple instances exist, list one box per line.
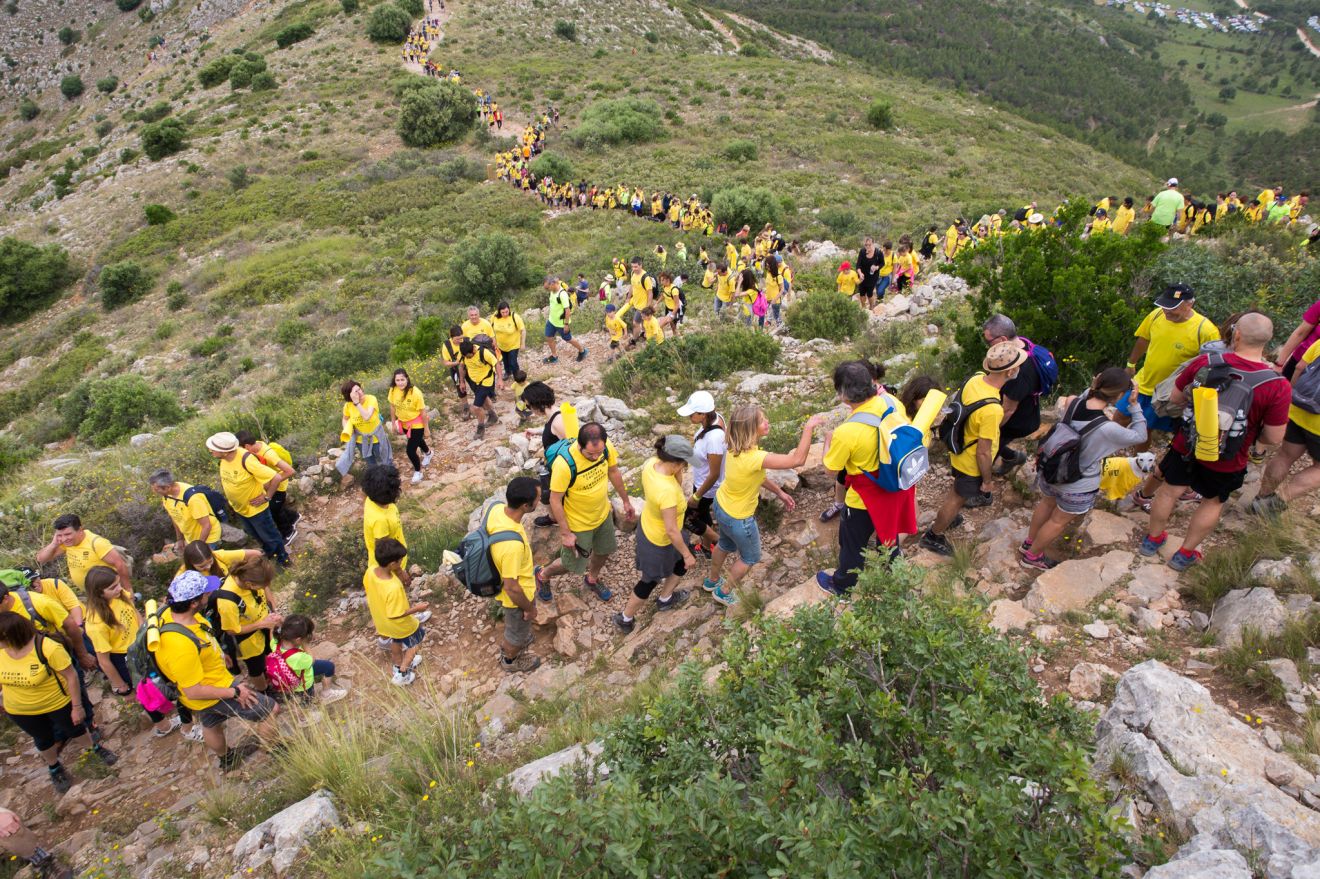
left=1292, top=356, right=1320, bottom=415
left=452, top=505, right=524, bottom=598
left=1180, top=353, right=1285, bottom=462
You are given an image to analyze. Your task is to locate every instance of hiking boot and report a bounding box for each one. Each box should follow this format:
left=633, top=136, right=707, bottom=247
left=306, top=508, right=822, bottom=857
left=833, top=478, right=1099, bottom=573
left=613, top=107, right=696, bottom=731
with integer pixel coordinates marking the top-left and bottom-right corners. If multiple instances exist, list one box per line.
left=1139, top=531, right=1167, bottom=557
left=534, top=515, right=555, bottom=528
left=1250, top=493, right=1287, bottom=516
left=585, top=575, right=612, bottom=601
left=1168, top=548, right=1203, bottom=572
left=1018, top=551, right=1058, bottom=572
left=998, top=448, right=1026, bottom=467
left=91, top=744, right=118, bottom=766
left=534, top=565, right=553, bottom=602
left=819, top=501, right=844, bottom=523
left=542, top=355, right=559, bottom=364
left=501, top=652, right=542, bottom=674
left=30, top=847, right=73, bottom=879
left=612, top=612, right=635, bottom=634
left=475, top=422, right=486, bottom=439
left=949, top=513, right=965, bottom=530
left=963, top=491, right=993, bottom=509
left=218, top=749, right=246, bottom=774
left=815, top=571, right=845, bottom=597
left=48, top=763, right=72, bottom=795
left=919, top=530, right=955, bottom=557
left=655, top=588, right=690, bottom=611
left=485, top=410, right=499, bottom=426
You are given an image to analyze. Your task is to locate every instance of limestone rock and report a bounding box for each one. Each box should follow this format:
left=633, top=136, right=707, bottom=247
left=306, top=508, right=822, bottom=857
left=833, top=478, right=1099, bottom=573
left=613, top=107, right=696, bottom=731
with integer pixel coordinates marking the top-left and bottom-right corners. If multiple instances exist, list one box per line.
left=764, top=468, right=800, bottom=492
left=502, top=742, right=607, bottom=797
left=1210, top=588, right=1288, bottom=647
left=1250, top=558, right=1298, bottom=587
left=987, top=599, right=1033, bottom=634
left=1084, top=509, right=1133, bottom=546
left=1127, top=565, right=1180, bottom=606
left=1023, top=550, right=1133, bottom=616
left=1083, top=621, right=1111, bottom=639
left=1068, top=662, right=1118, bottom=700
left=232, top=790, right=341, bottom=875
left=1144, top=848, right=1250, bottom=879
left=737, top=373, right=793, bottom=394
left=130, top=433, right=155, bottom=448
left=765, top=577, right=829, bottom=619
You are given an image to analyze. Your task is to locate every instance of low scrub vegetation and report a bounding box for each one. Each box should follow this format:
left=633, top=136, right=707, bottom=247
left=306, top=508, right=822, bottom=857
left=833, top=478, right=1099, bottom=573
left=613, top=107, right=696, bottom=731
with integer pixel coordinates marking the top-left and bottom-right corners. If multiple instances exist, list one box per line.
left=446, top=232, right=532, bottom=306
left=396, top=79, right=478, bottom=149
left=710, top=185, right=782, bottom=233
left=60, top=375, right=185, bottom=447
left=603, top=328, right=779, bottom=403
left=785, top=290, right=866, bottom=342
left=98, top=260, right=153, bottom=310
left=568, top=97, right=664, bottom=149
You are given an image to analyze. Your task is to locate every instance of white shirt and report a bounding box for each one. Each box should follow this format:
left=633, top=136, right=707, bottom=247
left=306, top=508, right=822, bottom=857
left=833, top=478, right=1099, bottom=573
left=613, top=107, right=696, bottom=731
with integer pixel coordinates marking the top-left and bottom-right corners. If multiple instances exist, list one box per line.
left=691, top=420, right=727, bottom=499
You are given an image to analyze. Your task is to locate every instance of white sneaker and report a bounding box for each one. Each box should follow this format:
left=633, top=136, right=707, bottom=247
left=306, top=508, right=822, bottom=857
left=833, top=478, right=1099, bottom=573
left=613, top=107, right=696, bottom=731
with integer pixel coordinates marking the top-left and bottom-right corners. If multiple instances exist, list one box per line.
left=414, top=610, right=433, bottom=624
left=181, top=724, right=204, bottom=743
left=391, top=669, right=416, bottom=686
left=421, top=451, right=433, bottom=468
left=319, top=688, right=348, bottom=705
left=409, top=653, right=423, bottom=670
left=152, top=714, right=182, bottom=738
left=411, top=471, right=423, bottom=484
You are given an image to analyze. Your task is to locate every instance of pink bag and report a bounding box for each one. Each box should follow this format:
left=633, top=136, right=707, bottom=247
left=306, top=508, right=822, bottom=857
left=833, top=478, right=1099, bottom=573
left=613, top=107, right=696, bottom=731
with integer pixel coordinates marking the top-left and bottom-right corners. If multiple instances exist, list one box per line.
left=751, top=290, right=769, bottom=318
left=136, top=677, right=174, bottom=714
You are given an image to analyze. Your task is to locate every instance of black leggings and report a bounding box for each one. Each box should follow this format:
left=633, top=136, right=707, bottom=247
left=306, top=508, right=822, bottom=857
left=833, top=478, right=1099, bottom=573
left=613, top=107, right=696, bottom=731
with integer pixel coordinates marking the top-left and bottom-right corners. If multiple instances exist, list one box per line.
left=8, top=703, right=86, bottom=754
left=406, top=428, right=430, bottom=472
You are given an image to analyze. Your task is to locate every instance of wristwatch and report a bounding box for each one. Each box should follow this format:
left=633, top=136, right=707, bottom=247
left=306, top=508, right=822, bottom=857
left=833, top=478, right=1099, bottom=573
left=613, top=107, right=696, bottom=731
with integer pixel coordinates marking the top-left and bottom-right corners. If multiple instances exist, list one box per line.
left=232, top=686, right=241, bottom=699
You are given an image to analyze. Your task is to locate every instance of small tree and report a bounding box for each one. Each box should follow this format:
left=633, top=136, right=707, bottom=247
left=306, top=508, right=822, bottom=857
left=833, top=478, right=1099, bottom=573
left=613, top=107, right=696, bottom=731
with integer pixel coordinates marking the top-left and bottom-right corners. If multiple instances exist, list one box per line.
left=366, top=4, right=411, bottom=42
left=865, top=99, right=894, bottom=130
left=390, top=315, right=448, bottom=361
left=59, top=75, right=84, bottom=99
left=138, top=100, right=171, bottom=123
left=0, top=237, right=75, bottom=323
left=395, top=0, right=423, bottom=15
left=228, top=59, right=263, bottom=89
left=250, top=71, right=277, bottom=91
left=197, top=55, right=236, bottom=87
left=447, top=232, right=531, bottom=305
left=710, top=185, right=782, bottom=233
left=528, top=151, right=573, bottom=182
left=98, top=260, right=153, bottom=310
left=139, top=117, right=186, bottom=160
left=66, top=375, right=184, bottom=447
left=57, top=26, right=78, bottom=45
left=568, top=97, right=663, bottom=148
left=18, top=97, right=38, bottom=120
left=143, top=204, right=175, bottom=225
left=396, top=79, right=478, bottom=148
left=96, top=75, right=118, bottom=93
left=553, top=19, right=577, bottom=41
left=275, top=22, right=314, bottom=48
left=1218, top=85, right=1236, bottom=101
left=340, top=0, right=359, bottom=12
left=785, top=291, right=866, bottom=342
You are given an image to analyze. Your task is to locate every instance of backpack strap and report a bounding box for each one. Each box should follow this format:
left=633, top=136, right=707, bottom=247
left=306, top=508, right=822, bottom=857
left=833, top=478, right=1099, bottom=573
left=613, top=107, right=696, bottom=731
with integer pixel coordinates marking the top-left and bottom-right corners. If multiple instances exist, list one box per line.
left=213, top=589, right=248, bottom=615
left=159, top=621, right=206, bottom=651
left=33, top=633, right=67, bottom=696
left=15, top=588, right=55, bottom=632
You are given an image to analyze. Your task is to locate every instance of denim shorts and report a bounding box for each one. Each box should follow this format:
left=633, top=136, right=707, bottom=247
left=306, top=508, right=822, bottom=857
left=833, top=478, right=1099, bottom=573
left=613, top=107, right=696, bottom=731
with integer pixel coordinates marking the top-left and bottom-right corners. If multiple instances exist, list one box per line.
left=544, top=321, right=572, bottom=341
left=713, top=500, right=761, bottom=566
left=393, top=626, right=426, bottom=650
left=199, top=692, right=278, bottom=729
left=1035, top=473, right=1099, bottom=516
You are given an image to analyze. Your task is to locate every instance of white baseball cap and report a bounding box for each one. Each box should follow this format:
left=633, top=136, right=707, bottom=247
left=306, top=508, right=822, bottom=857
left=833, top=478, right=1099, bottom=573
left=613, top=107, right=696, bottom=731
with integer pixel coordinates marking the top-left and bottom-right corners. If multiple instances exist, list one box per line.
left=676, top=390, right=716, bottom=417
left=1166, top=177, right=1179, bottom=187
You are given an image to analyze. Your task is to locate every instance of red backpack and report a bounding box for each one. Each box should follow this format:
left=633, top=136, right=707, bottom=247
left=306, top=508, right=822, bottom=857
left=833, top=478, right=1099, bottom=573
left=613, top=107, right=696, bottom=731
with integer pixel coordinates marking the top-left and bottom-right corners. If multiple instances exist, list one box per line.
left=265, top=646, right=303, bottom=695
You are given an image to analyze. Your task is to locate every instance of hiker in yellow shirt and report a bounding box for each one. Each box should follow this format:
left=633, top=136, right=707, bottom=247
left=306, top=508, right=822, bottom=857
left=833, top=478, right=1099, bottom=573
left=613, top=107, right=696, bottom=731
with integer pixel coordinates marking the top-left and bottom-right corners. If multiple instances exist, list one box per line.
left=238, top=431, right=297, bottom=542
left=604, top=304, right=627, bottom=362
left=658, top=272, right=684, bottom=335
left=836, top=261, right=860, bottom=297
left=35, top=513, right=132, bottom=594
left=149, top=469, right=221, bottom=552
left=642, top=307, right=665, bottom=345
left=462, top=305, right=495, bottom=343
left=1089, top=209, right=1111, bottom=236
left=626, top=257, right=656, bottom=347
left=207, top=431, right=291, bottom=566
left=488, top=478, right=542, bottom=673
left=388, top=368, right=432, bottom=485
left=1112, top=197, right=1136, bottom=235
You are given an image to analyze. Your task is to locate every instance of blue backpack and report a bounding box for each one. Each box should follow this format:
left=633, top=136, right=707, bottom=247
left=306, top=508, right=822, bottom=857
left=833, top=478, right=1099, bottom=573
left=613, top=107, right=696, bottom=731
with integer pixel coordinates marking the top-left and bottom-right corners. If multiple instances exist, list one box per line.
left=846, top=403, right=930, bottom=493
left=1019, top=337, right=1059, bottom=399
left=544, top=438, right=607, bottom=489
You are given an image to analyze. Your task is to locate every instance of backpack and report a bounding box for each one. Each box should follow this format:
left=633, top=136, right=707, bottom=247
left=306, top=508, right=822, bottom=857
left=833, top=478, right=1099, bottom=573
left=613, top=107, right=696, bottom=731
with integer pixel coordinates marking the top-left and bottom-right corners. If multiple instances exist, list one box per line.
left=182, top=483, right=230, bottom=524
left=6, top=582, right=60, bottom=636
left=472, top=334, right=496, bottom=356
left=751, top=289, right=769, bottom=318
left=265, top=646, right=303, bottom=695
left=1290, top=356, right=1320, bottom=415
left=936, top=377, right=999, bottom=455
left=543, top=438, right=607, bottom=490
left=451, top=505, right=525, bottom=598
left=1150, top=335, right=1226, bottom=418
left=126, top=619, right=206, bottom=703
left=1180, top=353, right=1285, bottom=463
left=1036, top=395, right=1109, bottom=485
left=32, top=633, right=67, bottom=696
left=846, top=404, right=930, bottom=492
left=1018, top=337, right=1059, bottom=399
left=204, top=590, right=248, bottom=662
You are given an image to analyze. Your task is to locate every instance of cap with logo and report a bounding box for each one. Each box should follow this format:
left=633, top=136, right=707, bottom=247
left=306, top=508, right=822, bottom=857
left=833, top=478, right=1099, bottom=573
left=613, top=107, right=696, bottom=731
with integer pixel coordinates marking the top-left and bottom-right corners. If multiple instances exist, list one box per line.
left=1154, top=283, right=1195, bottom=310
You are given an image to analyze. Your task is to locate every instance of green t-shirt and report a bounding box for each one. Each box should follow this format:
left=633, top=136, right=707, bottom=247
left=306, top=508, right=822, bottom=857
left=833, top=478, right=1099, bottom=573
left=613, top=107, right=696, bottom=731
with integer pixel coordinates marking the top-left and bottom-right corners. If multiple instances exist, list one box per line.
left=548, top=289, right=571, bottom=328
left=279, top=644, right=316, bottom=692
left=1150, top=189, right=1185, bottom=226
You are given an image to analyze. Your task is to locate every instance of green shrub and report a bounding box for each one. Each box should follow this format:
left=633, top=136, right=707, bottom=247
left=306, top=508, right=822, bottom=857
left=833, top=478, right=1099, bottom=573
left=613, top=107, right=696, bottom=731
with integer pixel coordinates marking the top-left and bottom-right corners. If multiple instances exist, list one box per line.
left=143, top=204, right=175, bottom=225
left=96, top=76, right=118, bottom=93
left=528, top=151, right=573, bottom=182
left=553, top=19, right=576, bottom=41
left=58, top=26, right=77, bottom=45
left=0, top=434, right=37, bottom=479
left=340, top=0, right=358, bottom=12
left=446, top=232, right=531, bottom=305
left=291, top=329, right=392, bottom=392
left=61, top=375, right=184, bottom=447
left=951, top=200, right=1167, bottom=387
left=366, top=4, right=411, bottom=42
left=0, top=237, right=75, bottom=323
left=197, top=55, right=236, bottom=88
left=98, top=260, right=153, bottom=310
left=390, top=315, right=448, bottom=361
left=166, top=285, right=188, bottom=311
left=250, top=71, right=277, bottom=91
left=275, top=319, right=313, bottom=346
left=115, top=0, right=141, bottom=10
left=59, top=75, right=84, bottom=99
left=18, top=97, right=38, bottom=120
left=720, top=139, right=757, bottom=162
left=710, top=185, right=781, bottom=233
left=865, top=99, right=894, bottom=130
left=227, top=166, right=250, bottom=190
left=374, top=560, right=1124, bottom=876
left=603, top=328, right=779, bottom=403
left=819, top=207, right=862, bottom=238
left=138, top=100, right=171, bottom=123
left=139, top=117, right=186, bottom=160
left=275, top=22, right=314, bottom=48
left=568, top=97, right=663, bottom=149
left=229, top=60, right=263, bottom=89
left=785, top=290, right=866, bottom=342
left=94, top=120, right=114, bottom=138
left=395, top=0, right=422, bottom=15
left=396, top=79, right=478, bottom=148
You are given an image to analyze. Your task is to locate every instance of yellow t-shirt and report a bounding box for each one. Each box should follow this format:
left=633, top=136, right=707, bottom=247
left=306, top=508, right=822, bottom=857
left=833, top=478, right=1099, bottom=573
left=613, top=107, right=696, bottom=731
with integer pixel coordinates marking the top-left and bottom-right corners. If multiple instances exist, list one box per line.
left=513, top=380, right=529, bottom=413
left=629, top=271, right=655, bottom=311
left=1099, top=457, right=1146, bottom=501
left=486, top=504, right=535, bottom=609
left=837, top=270, right=859, bottom=296
left=32, top=577, right=82, bottom=615
left=949, top=374, right=1003, bottom=476
left=1288, top=341, right=1320, bottom=436
left=640, top=457, right=686, bottom=547
left=491, top=313, right=525, bottom=352
left=1133, top=308, right=1219, bottom=395
left=661, top=284, right=681, bottom=312
left=156, top=610, right=233, bottom=711
left=343, top=395, right=384, bottom=435
left=162, top=484, right=222, bottom=545
left=549, top=440, right=618, bottom=532
left=216, top=578, right=271, bottom=661
left=175, top=548, right=248, bottom=580
left=1112, top=206, right=1135, bottom=235
left=462, top=318, right=496, bottom=341
left=219, top=451, right=276, bottom=518
left=644, top=316, right=664, bottom=343
left=0, top=636, right=71, bottom=715
left=605, top=314, right=627, bottom=343
left=6, top=589, right=68, bottom=635
left=255, top=442, right=292, bottom=495
left=716, top=448, right=769, bottom=520
left=363, top=567, right=418, bottom=640
left=62, top=529, right=115, bottom=590
left=715, top=272, right=736, bottom=303
left=364, top=499, right=406, bottom=569
left=388, top=386, right=426, bottom=425
left=824, top=395, right=896, bottom=510
left=464, top=347, right=498, bottom=388
left=86, top=597, right=138, bottom=654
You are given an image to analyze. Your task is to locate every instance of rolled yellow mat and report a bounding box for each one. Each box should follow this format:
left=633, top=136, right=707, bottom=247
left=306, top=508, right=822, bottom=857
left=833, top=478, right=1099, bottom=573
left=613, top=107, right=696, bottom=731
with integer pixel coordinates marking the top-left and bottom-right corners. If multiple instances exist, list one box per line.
left=560, top=402, right=579, bottom=440
left=911, top=389, right=948, bottom=444
left=1192, top=387, right=1220, bottom=461
left=145, top=599, right=160, bottom=649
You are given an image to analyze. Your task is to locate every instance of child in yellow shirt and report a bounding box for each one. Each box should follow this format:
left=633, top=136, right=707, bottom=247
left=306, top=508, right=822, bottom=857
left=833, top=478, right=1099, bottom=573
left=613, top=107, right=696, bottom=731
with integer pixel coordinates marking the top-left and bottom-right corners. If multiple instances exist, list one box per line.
left=642, top=307, right=664, bottom=345
left=604, top=304, right=627, bottom=362
left=512, top=371, right=530, bottom=423
left=836, top=261, right=860, bottom=296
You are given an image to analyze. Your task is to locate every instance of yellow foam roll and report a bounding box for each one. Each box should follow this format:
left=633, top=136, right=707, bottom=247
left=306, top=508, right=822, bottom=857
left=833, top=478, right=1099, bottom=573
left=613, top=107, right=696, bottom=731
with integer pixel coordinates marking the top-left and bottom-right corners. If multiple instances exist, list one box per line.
left=145, top=599, right=160, bottom=649
left=1192, top=387, right=1220, bottom=461
left=560, top=402, right=579, bottom=440
left=911, top=389, right=948, bottom=443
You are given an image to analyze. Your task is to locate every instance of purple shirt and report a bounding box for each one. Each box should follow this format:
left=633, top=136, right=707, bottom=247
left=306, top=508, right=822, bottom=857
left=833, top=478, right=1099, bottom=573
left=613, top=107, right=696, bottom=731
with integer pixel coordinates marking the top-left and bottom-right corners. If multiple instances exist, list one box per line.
left=1291, top=300, right=1320, bottom=364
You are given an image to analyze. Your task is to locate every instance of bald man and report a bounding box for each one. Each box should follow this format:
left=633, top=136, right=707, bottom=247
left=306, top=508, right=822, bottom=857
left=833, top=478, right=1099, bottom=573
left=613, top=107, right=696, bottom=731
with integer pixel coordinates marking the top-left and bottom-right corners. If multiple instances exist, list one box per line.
left=1140, top=312, right=1291, bottom=572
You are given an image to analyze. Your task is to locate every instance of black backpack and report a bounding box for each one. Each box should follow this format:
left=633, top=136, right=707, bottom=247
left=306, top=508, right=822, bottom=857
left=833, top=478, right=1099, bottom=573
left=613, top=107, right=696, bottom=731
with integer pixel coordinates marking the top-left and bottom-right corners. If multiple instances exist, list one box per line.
left=177, top=483, right=230, bottom=524
left=1036, top=395, right=1108, bottom=485
left=32, top=633, right=68, bottom=696
left=936, top=377, right=999, bottom=456
left=1292, top=355, right=1320, bottom=415
left=204, top=589, right=249, bottom=664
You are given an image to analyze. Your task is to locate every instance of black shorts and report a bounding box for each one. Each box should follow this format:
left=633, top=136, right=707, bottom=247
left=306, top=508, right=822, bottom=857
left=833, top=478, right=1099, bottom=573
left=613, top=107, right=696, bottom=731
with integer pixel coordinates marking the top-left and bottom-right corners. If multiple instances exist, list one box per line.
left=199, top=692, right=279, bottom=729
left=243, top=645, right=271, bottom=679
left=1284, top=420, right=1320, bottom=460
left=1158, top=450, right=1246, bottom=503
left=951, top=467, right=985, bottom=499
left=471, top=382, right=496, bottom=407
left=683, top=495, right=715, bottom=535
left=8, top=703, right=86, bottom=752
